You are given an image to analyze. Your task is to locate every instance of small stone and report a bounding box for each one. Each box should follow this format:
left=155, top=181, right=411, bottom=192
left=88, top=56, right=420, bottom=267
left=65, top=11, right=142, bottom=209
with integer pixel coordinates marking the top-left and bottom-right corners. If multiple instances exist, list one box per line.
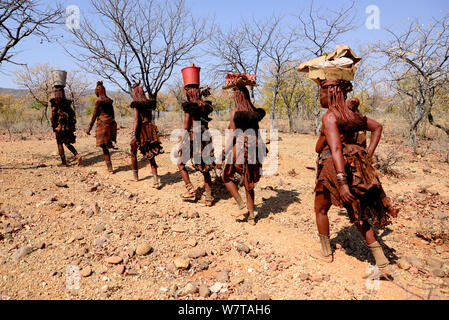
left=187, top=239, right=197, bottom=247
left=299, top=273, right=309, bottom=281
left=90, top=202, right=100, bottom=214
left=397, top=259, right=411, bottom=270
left=115, top=265, right=125, bottom=274
left=409, top=267, right=419, bottom=274
left=406, top=256, right=425, bottom=269
left=235, top=242, right=250, bottom=254
left=231, top=277, right=245, bottom=286
left=24, top=190, right=35, bottom=197
left=431, top=268, right=445, bottom=278
left=136, top=243, right=153, bottom=256
left=256, top=293, right=271, bottom=300
left=199, top=284, right=211, bottom=298
left=106, top=256, right=123, bottom=264
left=433, top=211, right=448, bottom=220
left=80, top=267, right=92, bottom=277
left=188, top=248, right=207, bottom=259
left=94, top=225, right=106, bottom=232
left=214, top=270, right=230, bottom=283
left=101, top=285, right=109, bottom=293
left=12, top=246, right=33, bottom=262
left=87, top=186, right=97, bottom=192
left=209, top=282, right=223, bottom=293
left=427, top=257, right=443, bottom=269
left=172, top=224, right=187, bottom=233
left=93, top=237, right=107, bottom=246
left=173, top=257, right=190, bottom=269
left=188, top=211, right=200, bottom=219
left=55, top=182, right=68, bottom=188
left=181, top=283, right=198, bottom=296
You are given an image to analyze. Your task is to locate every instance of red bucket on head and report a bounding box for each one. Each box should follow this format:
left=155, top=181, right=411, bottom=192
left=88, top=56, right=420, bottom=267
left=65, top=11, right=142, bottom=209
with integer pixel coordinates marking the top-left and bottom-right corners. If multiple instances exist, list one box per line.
left=182, top=63, right=201, bottom=86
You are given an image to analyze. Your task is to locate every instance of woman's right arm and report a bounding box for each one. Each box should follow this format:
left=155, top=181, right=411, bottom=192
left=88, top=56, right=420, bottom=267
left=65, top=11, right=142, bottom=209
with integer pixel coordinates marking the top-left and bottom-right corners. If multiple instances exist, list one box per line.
left=86, top=101, right=99, bottom=134
left=322, top=113, right=356, bottom=204
left=315, top=130, right=327, bottom=153
left=132, top=108, right=140, bottom=138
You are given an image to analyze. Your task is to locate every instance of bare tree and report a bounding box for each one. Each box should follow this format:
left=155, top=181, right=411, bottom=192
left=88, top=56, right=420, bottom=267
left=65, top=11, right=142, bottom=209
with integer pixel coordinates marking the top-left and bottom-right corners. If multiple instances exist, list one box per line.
left=373, top=14, right=449, bottom=153
left=15, top=64, right=92, bottom=123
left=65, top=0, right=209, bottom=101
left=263, top=26, right=297, bottom=129
left=208, top=15, right=281, bottom=100
left=279, top=68, right=310, bottom=132
left=168, top=77, right=186, bottom=121
left=297, top=0, right=357, bottom=134
left=0, top=0, right=63, bottom=66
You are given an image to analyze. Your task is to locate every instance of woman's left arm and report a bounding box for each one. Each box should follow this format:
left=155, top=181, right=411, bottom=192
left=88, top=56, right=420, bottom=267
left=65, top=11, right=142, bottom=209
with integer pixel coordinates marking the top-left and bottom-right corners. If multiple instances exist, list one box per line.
left=365, top=117, right=383, bottom=158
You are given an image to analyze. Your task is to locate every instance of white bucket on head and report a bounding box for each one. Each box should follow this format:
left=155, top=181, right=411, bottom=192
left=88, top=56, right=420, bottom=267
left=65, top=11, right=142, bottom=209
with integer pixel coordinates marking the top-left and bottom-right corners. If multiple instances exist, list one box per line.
left=53, top=70, right=67, bottom=87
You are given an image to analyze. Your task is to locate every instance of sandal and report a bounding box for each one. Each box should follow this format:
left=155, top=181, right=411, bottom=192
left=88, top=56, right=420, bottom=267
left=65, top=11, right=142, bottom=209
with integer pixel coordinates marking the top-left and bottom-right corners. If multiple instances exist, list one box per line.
left=151, top=176, right=162, bottom=189
left=181, top=184, right=195, bottom=201
left=76, top=155, right=83, bottom=166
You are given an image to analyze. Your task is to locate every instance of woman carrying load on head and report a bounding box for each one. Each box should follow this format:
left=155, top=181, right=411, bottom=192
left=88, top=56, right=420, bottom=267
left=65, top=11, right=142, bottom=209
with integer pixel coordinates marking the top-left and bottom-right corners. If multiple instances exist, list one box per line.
left=50, top=70, right=83, bottom=167
left=130, top=83, right=163, bottom=188
left=86, top=81, right=118, bottom=173
left=177, top=64, right=216, bottom=207
left=298, top=46, right=398, bottom=278
left=222, top=73, right=267, bottom=226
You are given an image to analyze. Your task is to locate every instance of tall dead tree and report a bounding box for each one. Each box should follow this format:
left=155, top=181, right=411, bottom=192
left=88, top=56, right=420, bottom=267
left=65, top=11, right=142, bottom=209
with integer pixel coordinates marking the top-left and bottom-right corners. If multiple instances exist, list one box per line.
left=208, top=15, right=280, bottom=101
left=65, top=0, right=209, bottom=100
left=0, top=0, right=63, bottom=66
left=373, top=14, right=449, bottom=154
left=297, top=0, right=357, bottom=134
left=263, top=27, right=297, bottom=129
left=15, top=64, right=91, bottom=123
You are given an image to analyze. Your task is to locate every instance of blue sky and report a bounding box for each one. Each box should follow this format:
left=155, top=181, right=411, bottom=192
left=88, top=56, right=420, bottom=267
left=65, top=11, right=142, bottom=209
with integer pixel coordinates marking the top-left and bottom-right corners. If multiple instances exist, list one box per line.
left=0, top=0, right=447, bottom=90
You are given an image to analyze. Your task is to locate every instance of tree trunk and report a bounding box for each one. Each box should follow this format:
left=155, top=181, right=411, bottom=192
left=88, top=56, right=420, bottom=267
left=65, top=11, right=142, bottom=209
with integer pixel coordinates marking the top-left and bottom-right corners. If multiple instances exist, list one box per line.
left=409, top=101, right=426, bottom=153
left=270, top=86, right=279, bottom=130
left=313, top=88, right=321, bottom=135
left=287, top=108, right=294, bottom=133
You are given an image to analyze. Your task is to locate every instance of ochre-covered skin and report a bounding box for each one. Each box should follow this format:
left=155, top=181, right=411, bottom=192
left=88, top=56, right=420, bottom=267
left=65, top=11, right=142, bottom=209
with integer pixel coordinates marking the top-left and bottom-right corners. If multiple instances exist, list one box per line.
left=129, top=84, right=163, bottom=186
left=222, top=80, right=267, bottom=224
left=87, top=82, right=117, bottom=149
left=130, top=98, right=163, bottom=160
left=177, top=83, right=215, bottom=205
left=314, top=79, right=398, bottom=239
left=50, top=86, right=80, bottom=165
left=86, top=82, right=117, bottom=172
left=178, top=85, right=215, bottom=173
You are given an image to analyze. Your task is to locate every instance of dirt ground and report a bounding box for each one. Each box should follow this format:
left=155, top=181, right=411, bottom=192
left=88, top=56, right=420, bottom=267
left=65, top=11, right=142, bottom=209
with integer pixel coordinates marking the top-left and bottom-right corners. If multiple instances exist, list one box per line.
left=1, top=123, right=449, bottom=300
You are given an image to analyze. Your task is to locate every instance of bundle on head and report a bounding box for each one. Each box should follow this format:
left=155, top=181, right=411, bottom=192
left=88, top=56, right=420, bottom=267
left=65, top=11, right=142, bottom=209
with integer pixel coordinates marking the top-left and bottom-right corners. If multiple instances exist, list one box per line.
left=320, top=80, right=354, bottom=121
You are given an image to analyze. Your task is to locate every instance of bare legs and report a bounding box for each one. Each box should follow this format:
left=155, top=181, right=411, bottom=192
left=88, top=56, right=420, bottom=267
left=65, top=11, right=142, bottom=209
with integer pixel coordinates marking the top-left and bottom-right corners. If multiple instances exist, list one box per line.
left=223, top=164, right=255, bottom=225
left=131, top=139, right=160, bottom=188
left=101, top=145, right=113, bottom=173
left=177, top=162, right=213, bottom=205
left=57, top=141, right=81, bottom=166
left=313, top=189, right=390, bottom=273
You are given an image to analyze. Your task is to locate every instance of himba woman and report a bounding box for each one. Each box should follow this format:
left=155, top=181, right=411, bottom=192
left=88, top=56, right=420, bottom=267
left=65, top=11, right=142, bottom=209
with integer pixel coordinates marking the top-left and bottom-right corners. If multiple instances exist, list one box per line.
left=222, top=74, right=267, bottom=225
left=177, top=64, right=215, bottom=206
left=86, top=81, right=118, bottom=173
left=299, top=46, right=398, bottom=278
left=50, top=70, right=83, bottom=167
left=130, top=83, right=163, bottom=188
